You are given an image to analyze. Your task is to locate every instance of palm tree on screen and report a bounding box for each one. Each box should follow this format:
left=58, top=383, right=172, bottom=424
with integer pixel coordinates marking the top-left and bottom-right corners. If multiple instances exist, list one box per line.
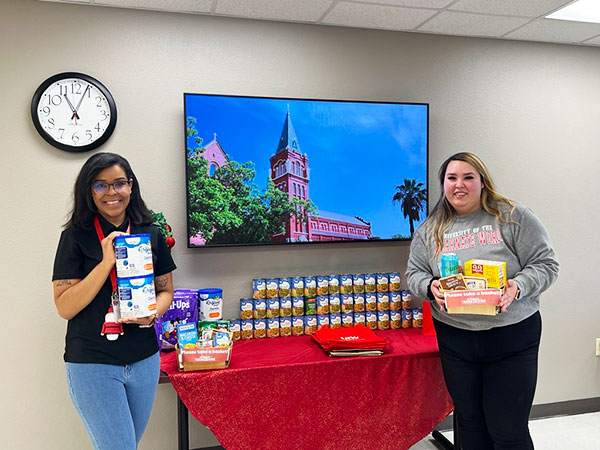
left=392, top=179, right=427, bottom=237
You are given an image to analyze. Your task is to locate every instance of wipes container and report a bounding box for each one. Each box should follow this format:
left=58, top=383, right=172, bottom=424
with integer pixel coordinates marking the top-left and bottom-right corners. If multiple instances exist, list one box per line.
left=198, top=288, right=223, bottom=321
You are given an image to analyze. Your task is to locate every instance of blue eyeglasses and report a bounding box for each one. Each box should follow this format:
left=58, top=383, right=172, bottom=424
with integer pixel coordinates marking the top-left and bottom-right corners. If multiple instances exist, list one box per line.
left=92, top=179, right=131, bottom=195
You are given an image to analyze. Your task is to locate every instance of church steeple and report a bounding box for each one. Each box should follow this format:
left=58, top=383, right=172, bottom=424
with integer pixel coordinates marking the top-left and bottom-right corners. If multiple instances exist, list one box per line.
left=276, top=105, right=301, bottom=154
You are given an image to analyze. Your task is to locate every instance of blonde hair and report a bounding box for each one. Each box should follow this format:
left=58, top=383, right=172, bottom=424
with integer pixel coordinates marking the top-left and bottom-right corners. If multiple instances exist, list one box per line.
left=423, top=152, right=516, bottom=254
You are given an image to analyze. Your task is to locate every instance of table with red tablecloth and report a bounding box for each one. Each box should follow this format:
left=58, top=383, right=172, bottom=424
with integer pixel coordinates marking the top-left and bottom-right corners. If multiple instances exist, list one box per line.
left=160, top=328, right=453, bottom=450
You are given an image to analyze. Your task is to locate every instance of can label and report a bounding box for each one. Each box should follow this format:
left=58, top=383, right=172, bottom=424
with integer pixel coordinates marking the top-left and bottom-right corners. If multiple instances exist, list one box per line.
left=376, top=273, right=389, bottom=293
left=252, top=279, right=266, bottom=299
left=304, top=277, right=317, bottom=297
left=329, top=294, right=341, bottom=313
left=365, top=273, right=377, bottom=293
left=352, top=274, right=365, bottom=294
left=266, top=279, right=279, bottom=299
left=240, top=299, right=254, bottom=320
left=267, top=298, right=280, bottom=318
left=279, top=278, right=292, bottom=298
left=291, top=277, right=304, bottom=297
left=253, top=298, right=266, bottom=319
left=388, top=272, right=401, bottom=292
left=328, top=275, right=340, bottom=295
left=340, top=275, right=353, bottom=295
left=304, top=315, right=317, bottom=335
left=441, top=253, right=459, bottom=277
left=317, top=296, right=329, bottom=315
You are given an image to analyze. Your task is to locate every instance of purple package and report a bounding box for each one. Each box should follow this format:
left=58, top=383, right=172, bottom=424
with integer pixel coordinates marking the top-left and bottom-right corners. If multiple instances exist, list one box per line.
left=161, top=289, right=198, bottom=351
left=154, top=315, right=163, bottom=352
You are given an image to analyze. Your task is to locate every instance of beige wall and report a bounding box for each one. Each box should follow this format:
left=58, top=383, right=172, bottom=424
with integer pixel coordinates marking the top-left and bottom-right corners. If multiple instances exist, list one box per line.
left=2, top=0, right=599, bottom=448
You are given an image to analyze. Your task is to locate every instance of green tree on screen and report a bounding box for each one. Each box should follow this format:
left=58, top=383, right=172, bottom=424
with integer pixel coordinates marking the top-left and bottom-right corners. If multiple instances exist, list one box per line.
left=186, top=116, right=316, bottom=244
left=392, top=178, right=427, bottom=237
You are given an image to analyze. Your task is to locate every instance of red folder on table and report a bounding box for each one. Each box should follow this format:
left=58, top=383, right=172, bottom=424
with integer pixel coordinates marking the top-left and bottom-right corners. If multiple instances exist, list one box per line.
left=312, top=325, right=386, bottom=353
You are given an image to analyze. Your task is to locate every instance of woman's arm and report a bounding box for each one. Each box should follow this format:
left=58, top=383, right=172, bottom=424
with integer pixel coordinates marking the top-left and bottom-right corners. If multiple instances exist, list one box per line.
left=53, top=231, right=124, bottom=320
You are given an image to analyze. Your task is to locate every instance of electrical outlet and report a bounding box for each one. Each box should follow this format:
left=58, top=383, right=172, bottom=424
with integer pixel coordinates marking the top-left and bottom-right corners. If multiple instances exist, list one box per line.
left=596, top=338, right=600, bottom=357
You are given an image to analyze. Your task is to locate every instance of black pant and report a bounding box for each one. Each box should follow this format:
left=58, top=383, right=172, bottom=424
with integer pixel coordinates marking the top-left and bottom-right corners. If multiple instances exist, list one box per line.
left=434, top=312, right=542, bottom=450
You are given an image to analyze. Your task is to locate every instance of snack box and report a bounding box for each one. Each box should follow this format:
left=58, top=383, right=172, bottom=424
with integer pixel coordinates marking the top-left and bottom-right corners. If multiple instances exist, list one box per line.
left=464, top=259, right=506, bottom=289
left=444, top=289, right=502, bottom=316
left=175, top=343, right=232, bottom=372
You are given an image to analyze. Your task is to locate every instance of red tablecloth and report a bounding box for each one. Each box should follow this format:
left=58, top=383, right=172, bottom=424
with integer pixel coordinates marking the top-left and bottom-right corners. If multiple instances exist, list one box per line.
left=161, top=328, right=453, bottom=450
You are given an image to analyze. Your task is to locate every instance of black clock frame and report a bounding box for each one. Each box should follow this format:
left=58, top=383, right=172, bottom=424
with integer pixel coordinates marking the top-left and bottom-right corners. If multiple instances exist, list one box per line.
left=31, top=72, right=117, bottom=153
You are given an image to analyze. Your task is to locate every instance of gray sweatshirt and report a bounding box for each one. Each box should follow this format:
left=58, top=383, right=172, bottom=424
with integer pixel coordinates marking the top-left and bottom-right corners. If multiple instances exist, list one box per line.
left=406, top=205, right=559, bottom=330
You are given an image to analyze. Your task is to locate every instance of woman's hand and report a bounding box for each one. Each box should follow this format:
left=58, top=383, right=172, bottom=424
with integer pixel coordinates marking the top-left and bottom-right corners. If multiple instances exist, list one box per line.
left=119, top=314, right=157, bottom=327
left=499, top=279, right=519, bottom=312
left=100, top=231, right=127, bottom=269
left=430, top=279, right=446, bottom=311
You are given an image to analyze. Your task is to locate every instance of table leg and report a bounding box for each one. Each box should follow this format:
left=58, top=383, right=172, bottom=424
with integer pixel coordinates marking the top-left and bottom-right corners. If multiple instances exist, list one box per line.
left=431, top=413, right=458, bottom=450
left=177, top=395, right=189, bottom=450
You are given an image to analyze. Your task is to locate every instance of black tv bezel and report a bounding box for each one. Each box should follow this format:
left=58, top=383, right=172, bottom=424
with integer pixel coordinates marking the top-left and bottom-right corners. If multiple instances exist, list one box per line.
left=183, top=92, right=429, bottom=249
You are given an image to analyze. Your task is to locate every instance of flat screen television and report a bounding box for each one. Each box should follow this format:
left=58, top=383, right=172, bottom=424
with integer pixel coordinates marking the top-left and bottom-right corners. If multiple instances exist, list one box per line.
left=184, top=93, right=428, bottom=248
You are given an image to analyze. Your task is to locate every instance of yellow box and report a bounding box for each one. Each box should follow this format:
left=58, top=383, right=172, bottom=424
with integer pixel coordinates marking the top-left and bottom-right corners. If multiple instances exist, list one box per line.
left=464, top=259, right=506, bottom=289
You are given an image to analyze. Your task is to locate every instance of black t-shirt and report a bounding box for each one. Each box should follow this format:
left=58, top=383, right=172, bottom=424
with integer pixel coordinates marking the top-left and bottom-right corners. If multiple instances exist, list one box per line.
left=52, top=216, right=177, bottom=365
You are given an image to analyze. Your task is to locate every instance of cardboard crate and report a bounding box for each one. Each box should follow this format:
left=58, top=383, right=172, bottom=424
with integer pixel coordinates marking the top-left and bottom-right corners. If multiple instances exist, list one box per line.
left=175, top=344, right=232, bottom=372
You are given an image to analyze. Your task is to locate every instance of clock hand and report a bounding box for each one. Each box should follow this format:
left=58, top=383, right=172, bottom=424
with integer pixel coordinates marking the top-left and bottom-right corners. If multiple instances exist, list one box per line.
left=63, top=95, right=80, bottom=121
left=74, top=85, right=90, bottom=117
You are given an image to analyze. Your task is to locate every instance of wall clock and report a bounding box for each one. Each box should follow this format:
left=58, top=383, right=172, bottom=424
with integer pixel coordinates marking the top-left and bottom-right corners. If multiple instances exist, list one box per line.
left=31, top=72, right=117, bottom=152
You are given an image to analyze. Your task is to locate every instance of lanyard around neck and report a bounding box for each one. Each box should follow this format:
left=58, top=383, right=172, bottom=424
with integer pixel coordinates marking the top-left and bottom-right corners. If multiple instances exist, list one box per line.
left=93, top=216, right=130, bottom=292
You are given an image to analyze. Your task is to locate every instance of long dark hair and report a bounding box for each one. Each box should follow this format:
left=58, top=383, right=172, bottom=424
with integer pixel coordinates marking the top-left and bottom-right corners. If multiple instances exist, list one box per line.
left=65, top=152, right=154, bottom=229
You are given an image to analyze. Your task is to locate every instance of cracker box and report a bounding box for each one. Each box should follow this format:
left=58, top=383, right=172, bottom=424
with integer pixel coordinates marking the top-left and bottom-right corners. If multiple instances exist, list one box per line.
left=464, top=259, right=506, bottom=289
left=444, top=289, right=502, bottom=315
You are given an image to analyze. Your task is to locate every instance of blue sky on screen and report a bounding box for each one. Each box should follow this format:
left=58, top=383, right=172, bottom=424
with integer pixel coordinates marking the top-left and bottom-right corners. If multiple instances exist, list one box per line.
left=185, top=94, right=428, bottom=238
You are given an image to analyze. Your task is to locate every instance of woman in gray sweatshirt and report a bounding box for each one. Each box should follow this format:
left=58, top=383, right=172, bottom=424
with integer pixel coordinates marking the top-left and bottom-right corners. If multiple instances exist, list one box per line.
left=406, top=152, right=558, bottom=450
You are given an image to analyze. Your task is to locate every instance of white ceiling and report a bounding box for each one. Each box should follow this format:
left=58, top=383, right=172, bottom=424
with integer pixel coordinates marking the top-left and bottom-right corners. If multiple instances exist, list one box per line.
left=38, top=0, right=600, bottom=47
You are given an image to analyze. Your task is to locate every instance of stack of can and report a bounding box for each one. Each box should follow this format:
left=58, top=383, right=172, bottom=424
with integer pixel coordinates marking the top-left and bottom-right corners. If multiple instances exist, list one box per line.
left=229, top=272, right=423, bottom=341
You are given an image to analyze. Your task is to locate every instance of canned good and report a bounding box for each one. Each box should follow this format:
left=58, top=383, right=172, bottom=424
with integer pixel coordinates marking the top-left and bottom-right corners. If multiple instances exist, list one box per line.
left=329, top=294, right=341, bottom=313
left=253, top=298, right=267, bottom=319
left=240, top=299, right=253, bottom=320
left=241, top=319, right=253, bottom=340
left=267, top=318, right=280, bottom=338
left=317, top=314, right=329, bottom=329
left=365, top=273, right=377, bottom=293
left=341, top=312, right=354, bottom=327
left=304, top=297, right=317, bottom=315
left=279, top=298, right=292, bottom=317
left=292, top=317, right=304, bottom=336
left=402, top=309, right=413, bottom=328
left=440, top=253, right=459, bottom=277
left=352, top=274, right=365, bottom=294
left=388, top=272, right=401, bottom=292
left=376, top=292, right=390, bottom=311
left=401, top=291, right=413, bottom=310
left=390, top=291, right=402, bottom=311
left=328, top=275, right=340, bottom=295
left=266, top=298, right=280, bottom=318
left=330, top=313, right=342, bottom=329
left=304, top=277, right=317, bottom=297
left=253, top=318, right=266, bottom=339
left=304, top=315, right=317, bottom=335
left=252, top=279, right=266, bottom=299
left=376, top=273, right=389, bottom=293
left=353, top=293, right=365, bottom=312
left=316, top=276, right=329, bottom=296
left=317, top=296, right=329, bottom=315
left=279, top=317, right=292, bottom=337
left=353, top=311, right=366, bottom=326
left=365, top=292, right=377, bottom=311
left=365, top=311, right=378, bottom=330
left=278, top=278, right=292, bottom=298
left=291, top=277, right=305, bottom=298
left=341, top=294, right=354, bottom=313
left=390, top=310, right=402, bottom=329
left=377, top=311, right=390, bottom=330
left=230, top=320, right=241, bottom=341
left=413, top=309, right=423, bottom=328
left=266, top=278, right=279, bottom=299
left=292, top=297, right=304, bottom=316
left=340, top=274, right=353, bottom=295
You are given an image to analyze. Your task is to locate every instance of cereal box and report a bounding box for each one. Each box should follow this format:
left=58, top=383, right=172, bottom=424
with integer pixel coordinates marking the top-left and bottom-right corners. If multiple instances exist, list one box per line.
left=464, top=259, right=507, bottom=289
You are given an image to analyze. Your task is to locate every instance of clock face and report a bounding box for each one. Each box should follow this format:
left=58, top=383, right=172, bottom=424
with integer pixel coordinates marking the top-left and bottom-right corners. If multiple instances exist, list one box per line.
left=31, top=73, right=117, bottom=152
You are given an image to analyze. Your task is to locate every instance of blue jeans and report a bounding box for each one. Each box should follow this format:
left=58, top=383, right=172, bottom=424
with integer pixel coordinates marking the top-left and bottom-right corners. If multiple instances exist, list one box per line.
left=434, top=312, right=541, bottom=450
left=66, top=352, right=160, bottom=450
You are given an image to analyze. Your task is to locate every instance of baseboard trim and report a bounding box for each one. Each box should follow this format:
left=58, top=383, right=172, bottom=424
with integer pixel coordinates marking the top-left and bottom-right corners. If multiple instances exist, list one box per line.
left=435, top=396, right=600, bottom=431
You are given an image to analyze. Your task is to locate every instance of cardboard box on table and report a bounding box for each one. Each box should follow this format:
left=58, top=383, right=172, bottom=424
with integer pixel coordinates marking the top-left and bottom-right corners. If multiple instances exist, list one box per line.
left=444, top=289, right=502, bottom=315
left=175, top=343, right=232, bottom=371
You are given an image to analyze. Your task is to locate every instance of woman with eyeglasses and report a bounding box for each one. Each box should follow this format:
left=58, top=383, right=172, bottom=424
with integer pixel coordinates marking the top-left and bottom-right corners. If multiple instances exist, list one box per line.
left=52, top=152, right=176, bottom=450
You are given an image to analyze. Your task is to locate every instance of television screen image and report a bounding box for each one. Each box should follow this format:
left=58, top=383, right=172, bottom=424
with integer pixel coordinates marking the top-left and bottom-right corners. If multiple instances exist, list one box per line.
left=184, top=93, right=428, bottom=248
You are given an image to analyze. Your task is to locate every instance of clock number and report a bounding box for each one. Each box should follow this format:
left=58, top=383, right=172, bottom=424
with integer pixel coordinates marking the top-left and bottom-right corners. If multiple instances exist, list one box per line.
left=58, top=128, right=65, bottom=139
left=100, top=110, right=108, bottom=121
left=46, top=118, right=55, bottom=129
left=86, top=130, right=93, bottom=141
left=72, top=132, right=79, bottom=143
left=41, top=106, right=50, bottom=117
left=50, top=95, right=62, bottom=106
left=95, top=123, right=101, bottom=132
left=60, top=85, right=68, bottom=96
left=72, top=82, right=82, bottom=95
